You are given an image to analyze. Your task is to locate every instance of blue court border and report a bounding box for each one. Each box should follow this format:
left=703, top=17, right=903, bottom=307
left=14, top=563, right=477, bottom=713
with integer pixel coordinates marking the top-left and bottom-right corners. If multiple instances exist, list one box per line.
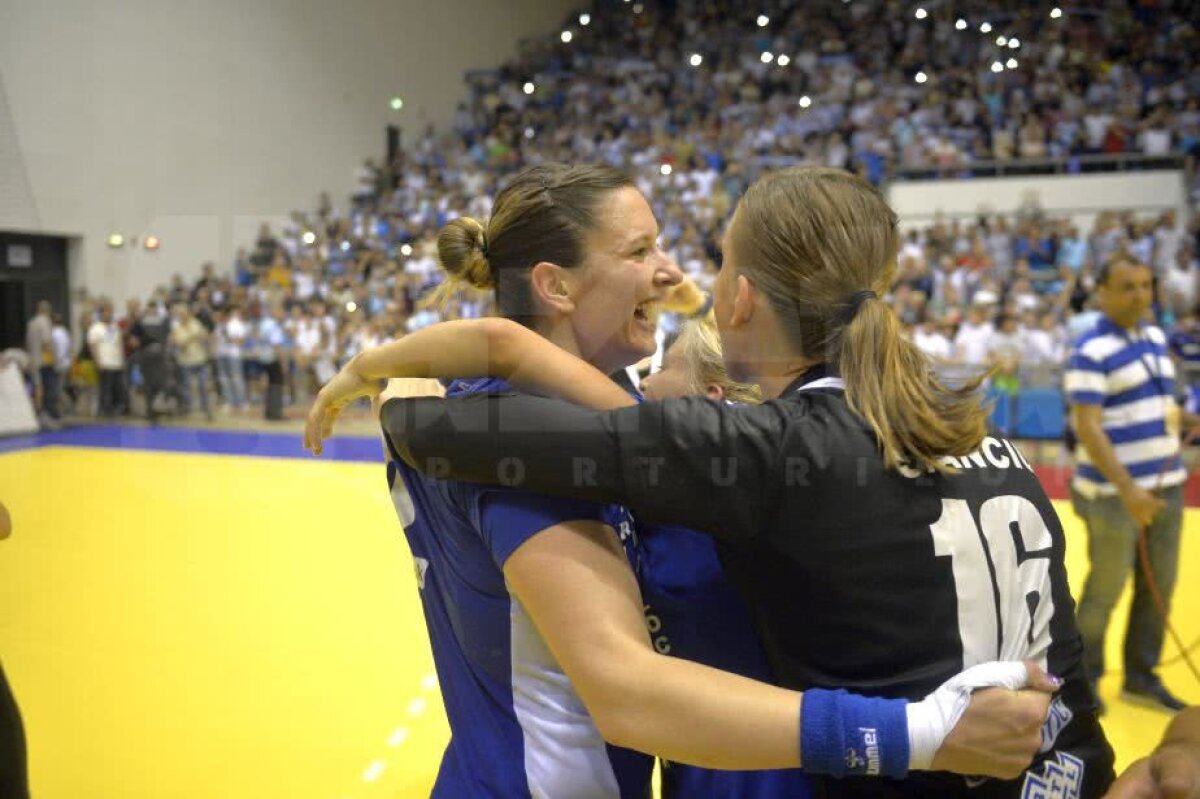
left=0, top=425, right=383, bottom=463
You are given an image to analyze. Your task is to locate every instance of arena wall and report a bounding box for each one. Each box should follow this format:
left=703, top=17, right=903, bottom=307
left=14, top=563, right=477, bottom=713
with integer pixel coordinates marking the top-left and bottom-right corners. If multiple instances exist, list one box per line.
left=888, top=170, right=1188, bottom=231
left=0, top=0, right=576, bottom=307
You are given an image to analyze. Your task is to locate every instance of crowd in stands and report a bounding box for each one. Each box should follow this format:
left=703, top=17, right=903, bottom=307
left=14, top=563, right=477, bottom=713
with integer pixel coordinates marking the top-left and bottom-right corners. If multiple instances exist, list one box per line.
left=15, top=0, right=1200, bottom=423
left=36, top=203, right=1197, bottom=424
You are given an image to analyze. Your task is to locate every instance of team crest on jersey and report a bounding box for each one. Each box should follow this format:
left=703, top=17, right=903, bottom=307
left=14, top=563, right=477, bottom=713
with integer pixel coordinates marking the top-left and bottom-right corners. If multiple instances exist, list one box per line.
left=413, top=557, right=429, bottom=590
left=1040, top=697, right=1073, bottom=753
left=1021, top=751, right=1084, bottom=799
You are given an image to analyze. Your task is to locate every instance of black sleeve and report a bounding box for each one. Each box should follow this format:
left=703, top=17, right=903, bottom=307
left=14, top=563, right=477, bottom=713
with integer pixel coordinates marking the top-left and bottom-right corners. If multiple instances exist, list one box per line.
left=380, top=393, right=792, bottom=542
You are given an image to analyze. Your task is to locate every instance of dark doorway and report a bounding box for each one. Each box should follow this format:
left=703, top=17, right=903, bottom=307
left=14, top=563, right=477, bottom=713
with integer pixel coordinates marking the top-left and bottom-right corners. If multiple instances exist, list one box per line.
left=0, top=232, right=70, bottom=350
left=0, top=280, right=25, bottom=350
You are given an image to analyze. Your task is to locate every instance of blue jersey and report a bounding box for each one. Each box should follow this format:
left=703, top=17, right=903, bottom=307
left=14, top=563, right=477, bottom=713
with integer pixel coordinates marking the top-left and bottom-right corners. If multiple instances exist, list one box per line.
left=387, top=377, right=652, bottom=798
left=1168, top=326, right=1200, bottom=413
left=638, top=523, right=813, bottom=799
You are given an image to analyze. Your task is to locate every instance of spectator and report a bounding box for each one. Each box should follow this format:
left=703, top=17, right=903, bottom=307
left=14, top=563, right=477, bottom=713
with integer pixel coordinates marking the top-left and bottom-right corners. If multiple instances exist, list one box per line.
left=953, top=304, right=995, bottom=367
left=1057, top=226, right=1088, bottom=274
left=132, top=301, right=171, bottom=423
left=50, top=313, right=71, bottom=415
left=1066, top=255, right=1195, bottom=714
left=1162, top=241, right=1197, bottom=319
left=1139, top=108, right=1173, bottom=156
left=214, top=306, right=248, bottom=412
left=256, top=306, right=287, bottom=421
left=24, top=300, right=57, bottom=421
left=170, top=303, right=213, bottom=421
left=1153, top=210, right=1185, bottom=277
left=191, top=262, right=218, bottom=301
left=987, top=313, right=1023, bottom=395
left=911, top=316, right=952, bottom=361
left=1168, top=311, right=1200, bottom=415
left=87, top=303, right=126, bottom=418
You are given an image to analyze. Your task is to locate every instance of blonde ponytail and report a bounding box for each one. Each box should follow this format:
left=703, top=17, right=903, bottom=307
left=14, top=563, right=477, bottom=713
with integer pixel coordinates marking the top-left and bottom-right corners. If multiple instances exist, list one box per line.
left=839, top=297, right=989, bottom=474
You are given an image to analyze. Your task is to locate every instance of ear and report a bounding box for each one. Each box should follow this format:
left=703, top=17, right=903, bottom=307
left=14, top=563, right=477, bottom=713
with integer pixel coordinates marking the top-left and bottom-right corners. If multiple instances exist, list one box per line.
left=704, top=383, right=725, bottom=401
left=730, top=274, right=757, bottom=328
left=529, top=262, right=577, bottom=315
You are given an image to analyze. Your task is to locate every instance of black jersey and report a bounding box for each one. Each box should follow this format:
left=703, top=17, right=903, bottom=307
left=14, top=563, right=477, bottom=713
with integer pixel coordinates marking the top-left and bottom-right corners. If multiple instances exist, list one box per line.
left=380, top=367, right=1115, bottom=798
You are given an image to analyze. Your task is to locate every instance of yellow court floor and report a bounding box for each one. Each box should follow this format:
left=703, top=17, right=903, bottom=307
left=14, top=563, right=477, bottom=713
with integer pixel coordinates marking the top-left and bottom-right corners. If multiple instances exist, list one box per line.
left=0, top=443, right=1198, bottom=798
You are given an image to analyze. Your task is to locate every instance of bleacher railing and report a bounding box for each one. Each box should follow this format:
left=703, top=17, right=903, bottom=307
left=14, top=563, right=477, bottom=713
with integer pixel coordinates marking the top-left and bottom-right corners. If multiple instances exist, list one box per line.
left=964, top=360, right=1200, bottom=442
left=891, top=152, right=1187, bottom=182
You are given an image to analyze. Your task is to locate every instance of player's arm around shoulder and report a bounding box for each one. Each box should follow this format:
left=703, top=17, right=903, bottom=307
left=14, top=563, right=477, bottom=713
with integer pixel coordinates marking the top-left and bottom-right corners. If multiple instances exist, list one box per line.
left=498, top=514, right=1056, bottom=780
left=502, top=518, right=803, bottom=771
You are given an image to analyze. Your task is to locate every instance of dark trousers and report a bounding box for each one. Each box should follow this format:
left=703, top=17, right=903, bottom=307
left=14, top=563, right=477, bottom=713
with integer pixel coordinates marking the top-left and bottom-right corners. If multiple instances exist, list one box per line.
left=138, top=347, right=168, bottom=422
left=0, top=661, right=29, bottom=799
left=263, top=360, right=284, bottom=420
left=98, top=368, right=126, bottom=417
left=38, top=365, right=59, bottom=419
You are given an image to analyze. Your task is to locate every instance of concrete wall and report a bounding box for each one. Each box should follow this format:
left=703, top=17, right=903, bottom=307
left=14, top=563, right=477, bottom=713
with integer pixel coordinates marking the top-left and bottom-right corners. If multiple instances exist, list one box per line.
left=0, top=0, right=576, bottom=305
left=887, top=170, right=1187, bottom=231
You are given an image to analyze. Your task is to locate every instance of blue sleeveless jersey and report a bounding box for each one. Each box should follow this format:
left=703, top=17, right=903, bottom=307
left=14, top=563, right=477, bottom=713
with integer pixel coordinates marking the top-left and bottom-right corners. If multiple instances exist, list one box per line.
left=638, top=522, right=813, bottom=799
left=386, top=377, right=652, bottom=798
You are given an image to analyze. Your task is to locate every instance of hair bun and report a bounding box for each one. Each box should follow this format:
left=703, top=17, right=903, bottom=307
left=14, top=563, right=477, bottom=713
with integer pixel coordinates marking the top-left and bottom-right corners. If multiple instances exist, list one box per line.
left=437, top=217, right=494, bottom=290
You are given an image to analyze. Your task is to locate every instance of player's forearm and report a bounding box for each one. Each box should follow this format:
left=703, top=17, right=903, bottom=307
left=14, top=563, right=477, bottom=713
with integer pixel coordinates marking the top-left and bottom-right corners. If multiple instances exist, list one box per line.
left=595, top=648, right=802, bottom=770
left=1161, top=707, right=1200, bottom=749
left=354, top=318, right=635, bottom=409
left=352, top=319, right=506, bottom=382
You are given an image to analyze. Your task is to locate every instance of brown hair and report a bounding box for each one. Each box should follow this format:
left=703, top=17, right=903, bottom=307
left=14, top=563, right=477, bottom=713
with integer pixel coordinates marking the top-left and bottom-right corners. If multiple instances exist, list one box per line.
left=434, top=163, right=635, bottom=328
left=1096, top=249, right=1148, bottom=286
left=732, top=166, right=989, bottom=473
left=675, top=314, right=761, bottom=404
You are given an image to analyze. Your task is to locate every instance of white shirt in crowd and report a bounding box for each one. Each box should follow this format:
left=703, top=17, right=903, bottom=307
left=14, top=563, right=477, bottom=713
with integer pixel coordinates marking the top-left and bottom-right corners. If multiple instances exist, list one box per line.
left=953, top=320, right=995, bottom=366
left=1164, top=263, right=1197, bottom=310
left=1140, top=128, right=1172, bottom=155
left=1019, top=326, right=1062, bottom=365
left=217, top=316, right=248, bottom=359
left=405, top=254, right=439, bottom=281
left=293, top=270, right=316, bottom=301
left=987, top=330, right=1023, bottom=364
left=899, top=239, right=925, bottom=269
left=295, top=318, right=322, bottom=356
left=913, top=325, right=953, bottom=360
left=87, top=321, right=125, bottom=370
left=1154, top=225, right=1184, bottom=274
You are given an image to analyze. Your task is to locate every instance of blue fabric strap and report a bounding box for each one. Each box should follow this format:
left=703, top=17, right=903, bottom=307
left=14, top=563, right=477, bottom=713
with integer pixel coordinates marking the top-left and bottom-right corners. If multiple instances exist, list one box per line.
left=800, top=689, right=910, bottom=779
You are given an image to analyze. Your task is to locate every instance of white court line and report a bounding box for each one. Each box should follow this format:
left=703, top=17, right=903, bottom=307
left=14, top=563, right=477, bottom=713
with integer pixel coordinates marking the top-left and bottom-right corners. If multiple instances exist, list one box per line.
left=363, top=759, right=386, bottom=782
left=388, top=726, right=410, bottom=747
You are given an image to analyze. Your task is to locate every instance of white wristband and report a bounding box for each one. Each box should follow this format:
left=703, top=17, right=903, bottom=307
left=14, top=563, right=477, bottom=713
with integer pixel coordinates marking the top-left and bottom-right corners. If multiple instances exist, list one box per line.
left=906, top=661, right=1032, bottom=770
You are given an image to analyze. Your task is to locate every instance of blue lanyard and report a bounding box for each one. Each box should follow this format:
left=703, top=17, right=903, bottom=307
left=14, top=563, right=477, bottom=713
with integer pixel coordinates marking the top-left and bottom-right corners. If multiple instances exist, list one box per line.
left=1123, top=327, right=1171, bottom=398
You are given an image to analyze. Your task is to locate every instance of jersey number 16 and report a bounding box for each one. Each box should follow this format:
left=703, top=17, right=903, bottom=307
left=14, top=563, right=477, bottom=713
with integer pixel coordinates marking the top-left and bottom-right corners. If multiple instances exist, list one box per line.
left=929, top=495, right=1056, bottom=668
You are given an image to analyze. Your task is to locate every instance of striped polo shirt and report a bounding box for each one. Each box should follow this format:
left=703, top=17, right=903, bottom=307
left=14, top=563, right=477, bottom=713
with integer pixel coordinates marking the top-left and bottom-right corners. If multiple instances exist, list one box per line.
left=1065, top=315, right=1185, bottom=498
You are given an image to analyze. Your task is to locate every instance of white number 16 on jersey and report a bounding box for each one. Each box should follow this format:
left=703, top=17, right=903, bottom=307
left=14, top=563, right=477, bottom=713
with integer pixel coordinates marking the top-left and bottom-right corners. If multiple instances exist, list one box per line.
left=930, top=495, right=1056, bottom=668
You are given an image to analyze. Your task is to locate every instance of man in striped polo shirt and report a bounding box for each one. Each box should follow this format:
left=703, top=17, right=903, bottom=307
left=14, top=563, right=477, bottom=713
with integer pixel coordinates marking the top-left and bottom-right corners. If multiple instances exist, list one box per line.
left=1066, top=254, right=1196, bottom=715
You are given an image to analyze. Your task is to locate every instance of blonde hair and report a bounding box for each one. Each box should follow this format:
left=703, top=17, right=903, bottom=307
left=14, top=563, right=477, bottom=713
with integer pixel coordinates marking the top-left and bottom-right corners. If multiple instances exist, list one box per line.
left=674, top=315, right=761, bottom=405
left=732, top=166, right=989, bottom=474
left=430, top=163, right=635, bottom=327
